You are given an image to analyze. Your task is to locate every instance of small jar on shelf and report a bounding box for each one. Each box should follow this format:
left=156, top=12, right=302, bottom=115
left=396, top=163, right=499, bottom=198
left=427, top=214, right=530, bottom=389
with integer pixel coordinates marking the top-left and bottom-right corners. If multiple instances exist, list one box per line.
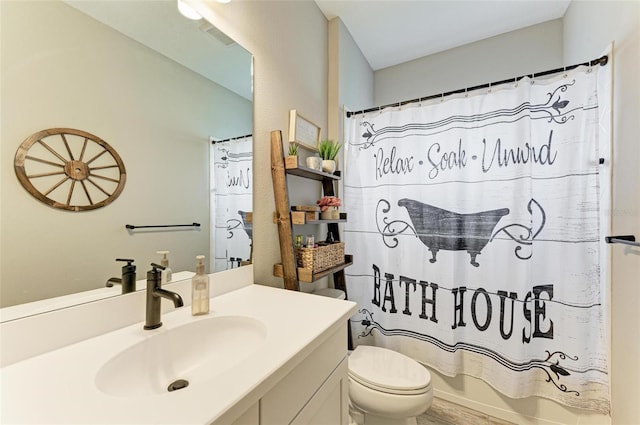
left=317, top=196, right=341, bottom=220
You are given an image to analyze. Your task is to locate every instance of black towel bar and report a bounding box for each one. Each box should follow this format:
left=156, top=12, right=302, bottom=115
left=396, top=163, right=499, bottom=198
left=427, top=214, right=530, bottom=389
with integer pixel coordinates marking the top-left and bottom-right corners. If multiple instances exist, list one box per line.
left=126, top=223, right=201, bottom=230
left=605, top=235, right=640, bottom=247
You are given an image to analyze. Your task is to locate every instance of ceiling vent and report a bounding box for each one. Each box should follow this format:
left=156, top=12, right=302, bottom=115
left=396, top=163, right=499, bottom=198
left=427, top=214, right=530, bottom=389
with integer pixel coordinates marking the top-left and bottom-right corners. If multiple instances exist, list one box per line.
left=199, top=21, right=236, bottom=46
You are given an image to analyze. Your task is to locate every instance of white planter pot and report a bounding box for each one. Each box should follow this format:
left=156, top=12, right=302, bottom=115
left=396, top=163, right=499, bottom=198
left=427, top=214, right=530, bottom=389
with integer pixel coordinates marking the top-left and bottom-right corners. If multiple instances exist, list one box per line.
left=321, top=207, right=337, bottom=220
left=322, top=160, right=336, bottom=173
left=306, top=156, right=322, bottom=170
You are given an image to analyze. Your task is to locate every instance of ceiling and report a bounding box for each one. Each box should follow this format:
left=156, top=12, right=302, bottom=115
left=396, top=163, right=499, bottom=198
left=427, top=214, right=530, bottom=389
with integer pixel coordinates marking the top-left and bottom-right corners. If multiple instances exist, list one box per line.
left=315, top=0, right=572, bottom=70
left=64, top=0, right=253, bottom=100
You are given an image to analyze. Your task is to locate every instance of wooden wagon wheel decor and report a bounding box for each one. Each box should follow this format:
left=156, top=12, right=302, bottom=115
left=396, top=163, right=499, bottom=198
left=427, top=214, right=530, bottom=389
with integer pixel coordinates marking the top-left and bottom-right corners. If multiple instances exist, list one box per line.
left=14, top=128, right=126, bottom=211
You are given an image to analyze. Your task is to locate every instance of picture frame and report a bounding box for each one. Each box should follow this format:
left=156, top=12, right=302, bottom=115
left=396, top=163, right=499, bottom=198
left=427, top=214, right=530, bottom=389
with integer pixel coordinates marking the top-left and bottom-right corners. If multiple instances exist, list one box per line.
left=288, top=109, right=320, bottom=152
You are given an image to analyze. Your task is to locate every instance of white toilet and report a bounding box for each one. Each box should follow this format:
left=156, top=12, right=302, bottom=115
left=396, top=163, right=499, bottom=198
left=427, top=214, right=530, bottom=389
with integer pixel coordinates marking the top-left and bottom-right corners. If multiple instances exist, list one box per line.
left=348, top=345, right=433, bottom=425
left=313, top=288, right=433, bottom=425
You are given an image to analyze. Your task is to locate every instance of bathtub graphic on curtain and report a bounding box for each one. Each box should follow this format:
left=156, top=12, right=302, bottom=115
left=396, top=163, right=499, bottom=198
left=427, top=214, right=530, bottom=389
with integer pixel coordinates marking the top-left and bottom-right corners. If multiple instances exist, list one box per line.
left=344, top=68, right=611, bottom=413
left=376, top=197, right=546, bottom=266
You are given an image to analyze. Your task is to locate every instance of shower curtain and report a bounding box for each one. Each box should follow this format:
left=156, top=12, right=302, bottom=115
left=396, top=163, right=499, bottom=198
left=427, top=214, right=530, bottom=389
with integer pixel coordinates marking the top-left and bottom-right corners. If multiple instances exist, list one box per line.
left=210, top=136, right=253, bottom=271
left=344, top=64, right=611, bottom=412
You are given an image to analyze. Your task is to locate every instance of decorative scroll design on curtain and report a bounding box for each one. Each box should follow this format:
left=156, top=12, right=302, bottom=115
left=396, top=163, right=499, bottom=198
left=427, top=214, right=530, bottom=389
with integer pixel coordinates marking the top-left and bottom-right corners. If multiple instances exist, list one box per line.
left=354, top=309, right=579, bottom=395
left=343, top=66, right=610, bottom=413
left=355, top=83, right=580, bottom=150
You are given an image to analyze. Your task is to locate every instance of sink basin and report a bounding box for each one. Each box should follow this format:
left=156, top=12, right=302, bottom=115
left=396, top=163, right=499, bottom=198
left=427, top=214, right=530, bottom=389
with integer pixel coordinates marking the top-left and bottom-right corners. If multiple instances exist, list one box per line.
left=95, top=315, right=267, bottom=397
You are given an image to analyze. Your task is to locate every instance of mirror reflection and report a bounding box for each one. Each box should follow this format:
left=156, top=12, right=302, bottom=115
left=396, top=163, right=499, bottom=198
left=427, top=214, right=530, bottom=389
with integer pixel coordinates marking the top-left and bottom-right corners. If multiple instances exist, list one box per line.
left=0, top=0, right=253, bottom=320
left=211, top=135, right=253, bottom=272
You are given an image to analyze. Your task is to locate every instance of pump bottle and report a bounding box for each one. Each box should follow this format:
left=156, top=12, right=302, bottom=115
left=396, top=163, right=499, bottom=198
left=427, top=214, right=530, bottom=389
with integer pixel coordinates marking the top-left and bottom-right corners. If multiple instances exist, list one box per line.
left=192, top=255, right=209, bottom=315
left=157, top=251, right=172, bottom=284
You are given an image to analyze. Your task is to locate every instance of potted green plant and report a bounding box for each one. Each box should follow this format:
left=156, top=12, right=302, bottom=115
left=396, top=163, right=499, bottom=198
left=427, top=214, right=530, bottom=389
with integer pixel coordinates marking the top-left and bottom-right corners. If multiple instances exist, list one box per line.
left=288, top=142, right=298, bottom=156
left=317, top=139, right=342, bottom=173
left=285, top=142, right=299, bottom=168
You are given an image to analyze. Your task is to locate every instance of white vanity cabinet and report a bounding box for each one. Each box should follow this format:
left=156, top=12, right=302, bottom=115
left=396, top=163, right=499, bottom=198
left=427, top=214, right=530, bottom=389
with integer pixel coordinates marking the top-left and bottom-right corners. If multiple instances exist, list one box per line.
left=230, top=403, right=259, bottom=425
left=1, top=284, right=356, bottom=425
left=228, top=325, right=349, bottom=425
left=260, top=325, right=348, bottom=424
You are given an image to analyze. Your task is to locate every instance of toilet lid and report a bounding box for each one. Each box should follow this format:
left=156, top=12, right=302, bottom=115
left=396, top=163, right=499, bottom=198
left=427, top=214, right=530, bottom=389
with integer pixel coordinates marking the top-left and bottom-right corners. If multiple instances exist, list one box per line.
left=348, top=345, right=431, bottom=395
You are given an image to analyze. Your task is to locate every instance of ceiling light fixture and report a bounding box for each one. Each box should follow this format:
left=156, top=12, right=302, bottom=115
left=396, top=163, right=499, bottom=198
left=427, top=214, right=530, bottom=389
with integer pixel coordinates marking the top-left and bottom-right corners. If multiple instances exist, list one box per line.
left=177, top=0, right=202, bottom=20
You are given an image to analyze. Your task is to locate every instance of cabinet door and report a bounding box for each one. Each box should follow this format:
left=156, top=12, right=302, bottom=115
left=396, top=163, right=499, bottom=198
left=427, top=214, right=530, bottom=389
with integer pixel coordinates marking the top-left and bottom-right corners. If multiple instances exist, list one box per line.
left=260, top=326, right=347, bottom=424
left=290, top=358, right=348, bottom=425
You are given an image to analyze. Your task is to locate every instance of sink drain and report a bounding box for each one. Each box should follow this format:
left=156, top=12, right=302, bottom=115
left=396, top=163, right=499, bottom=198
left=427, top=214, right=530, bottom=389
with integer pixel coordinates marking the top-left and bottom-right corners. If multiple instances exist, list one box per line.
left=167, top=379, right=189, bottom=392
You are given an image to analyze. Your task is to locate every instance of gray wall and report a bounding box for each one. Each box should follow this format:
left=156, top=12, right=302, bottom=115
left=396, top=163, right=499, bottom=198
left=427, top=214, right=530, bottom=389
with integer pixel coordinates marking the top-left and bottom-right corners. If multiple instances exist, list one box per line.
left=374, top=19, right=563, bottom=106
left=333, top=17, right=375, bottom=115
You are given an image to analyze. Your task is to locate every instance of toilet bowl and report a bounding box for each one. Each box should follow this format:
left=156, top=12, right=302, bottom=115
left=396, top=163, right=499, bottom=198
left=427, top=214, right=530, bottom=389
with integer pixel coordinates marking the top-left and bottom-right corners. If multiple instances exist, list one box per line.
left=348, top=345, right=433, bottom=425
left=312, top=289, right=433, bottom=424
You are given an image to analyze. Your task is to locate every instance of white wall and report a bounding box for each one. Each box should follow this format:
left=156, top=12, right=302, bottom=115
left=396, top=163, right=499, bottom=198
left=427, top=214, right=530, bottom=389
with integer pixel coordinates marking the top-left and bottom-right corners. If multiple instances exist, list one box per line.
left=374, top=19, right=563, bottom=106
left=563, top=2, right=640, bottom=424
left=0, top=1, right=252, bottom=307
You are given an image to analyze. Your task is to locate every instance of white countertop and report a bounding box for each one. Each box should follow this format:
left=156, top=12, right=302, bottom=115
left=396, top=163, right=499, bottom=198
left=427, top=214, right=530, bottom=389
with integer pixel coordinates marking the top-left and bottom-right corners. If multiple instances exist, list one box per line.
left=0, top=284, right=357, bottom=424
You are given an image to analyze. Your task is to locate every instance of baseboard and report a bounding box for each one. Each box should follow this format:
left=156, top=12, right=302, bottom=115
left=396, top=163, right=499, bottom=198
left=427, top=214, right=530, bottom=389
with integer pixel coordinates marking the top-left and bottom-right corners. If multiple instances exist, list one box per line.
left=433, top=390, right=572, bottom=425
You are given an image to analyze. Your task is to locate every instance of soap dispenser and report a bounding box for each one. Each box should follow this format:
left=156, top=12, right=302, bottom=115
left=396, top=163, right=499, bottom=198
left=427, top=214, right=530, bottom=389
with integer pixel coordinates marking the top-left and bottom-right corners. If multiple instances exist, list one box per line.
left=157, top=251, right=172, bottom=284
left=116, top=258, right=136, bottom=294
left=192, top=255, right=209, bottom=315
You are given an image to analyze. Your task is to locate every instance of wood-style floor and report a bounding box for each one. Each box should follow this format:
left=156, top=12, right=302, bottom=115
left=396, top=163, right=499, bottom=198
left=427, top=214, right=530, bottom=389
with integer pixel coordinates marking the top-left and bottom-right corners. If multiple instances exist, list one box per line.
left=417, top=397, right=515, bottom=425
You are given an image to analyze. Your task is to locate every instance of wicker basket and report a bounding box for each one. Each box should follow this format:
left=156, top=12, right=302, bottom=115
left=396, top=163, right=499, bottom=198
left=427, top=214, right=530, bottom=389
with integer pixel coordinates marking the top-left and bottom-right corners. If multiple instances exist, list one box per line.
left=297, top=242, right=345, bottom=273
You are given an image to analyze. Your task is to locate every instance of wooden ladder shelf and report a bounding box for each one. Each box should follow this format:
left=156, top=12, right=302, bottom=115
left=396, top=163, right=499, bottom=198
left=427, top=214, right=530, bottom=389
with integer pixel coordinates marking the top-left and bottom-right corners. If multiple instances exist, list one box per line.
left=270, top=130, right=351, bottom=295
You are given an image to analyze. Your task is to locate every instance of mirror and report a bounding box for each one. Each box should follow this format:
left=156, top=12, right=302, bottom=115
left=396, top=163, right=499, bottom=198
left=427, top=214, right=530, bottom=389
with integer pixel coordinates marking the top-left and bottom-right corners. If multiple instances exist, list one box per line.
left=0, top=0, right=253, bottom=320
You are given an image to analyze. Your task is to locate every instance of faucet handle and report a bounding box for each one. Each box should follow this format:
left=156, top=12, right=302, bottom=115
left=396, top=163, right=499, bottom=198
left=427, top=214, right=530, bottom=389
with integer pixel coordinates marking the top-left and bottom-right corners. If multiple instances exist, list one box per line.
left=150, top=262, right=165, bottom=270
left=148, top=263, right=166, bottom=286
left=116, top=258, right=135, bottom=265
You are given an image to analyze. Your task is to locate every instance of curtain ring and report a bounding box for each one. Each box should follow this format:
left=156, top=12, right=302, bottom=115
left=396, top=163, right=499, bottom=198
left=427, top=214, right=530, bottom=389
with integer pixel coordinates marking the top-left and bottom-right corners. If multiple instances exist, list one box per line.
left=440, top=93, right=444, bottom=103
left=465, top=88, right=468, bottom=98
left=488, top=82, right=492, bottom=93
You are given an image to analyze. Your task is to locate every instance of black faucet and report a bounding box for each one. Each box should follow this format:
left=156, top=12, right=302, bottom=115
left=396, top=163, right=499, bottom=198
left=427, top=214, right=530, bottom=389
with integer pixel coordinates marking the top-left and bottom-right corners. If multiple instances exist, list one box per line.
left=144, top=263, right=184, bottom=330
left=105, top=277, right=121, bottom=287
left=105, top=258, right=137, bottom=294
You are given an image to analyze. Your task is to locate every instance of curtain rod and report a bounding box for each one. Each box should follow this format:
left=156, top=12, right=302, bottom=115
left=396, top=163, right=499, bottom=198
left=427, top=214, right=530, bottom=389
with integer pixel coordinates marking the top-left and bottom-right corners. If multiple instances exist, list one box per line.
left=346, top=55, right=609, bottom=118
left=212, top=133, right=253, bottom=144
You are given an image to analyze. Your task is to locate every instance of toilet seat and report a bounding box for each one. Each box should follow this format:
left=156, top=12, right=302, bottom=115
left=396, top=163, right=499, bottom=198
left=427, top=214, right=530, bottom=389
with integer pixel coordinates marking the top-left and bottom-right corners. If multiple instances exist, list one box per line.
left=348, top=346, right=431, bottom=396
